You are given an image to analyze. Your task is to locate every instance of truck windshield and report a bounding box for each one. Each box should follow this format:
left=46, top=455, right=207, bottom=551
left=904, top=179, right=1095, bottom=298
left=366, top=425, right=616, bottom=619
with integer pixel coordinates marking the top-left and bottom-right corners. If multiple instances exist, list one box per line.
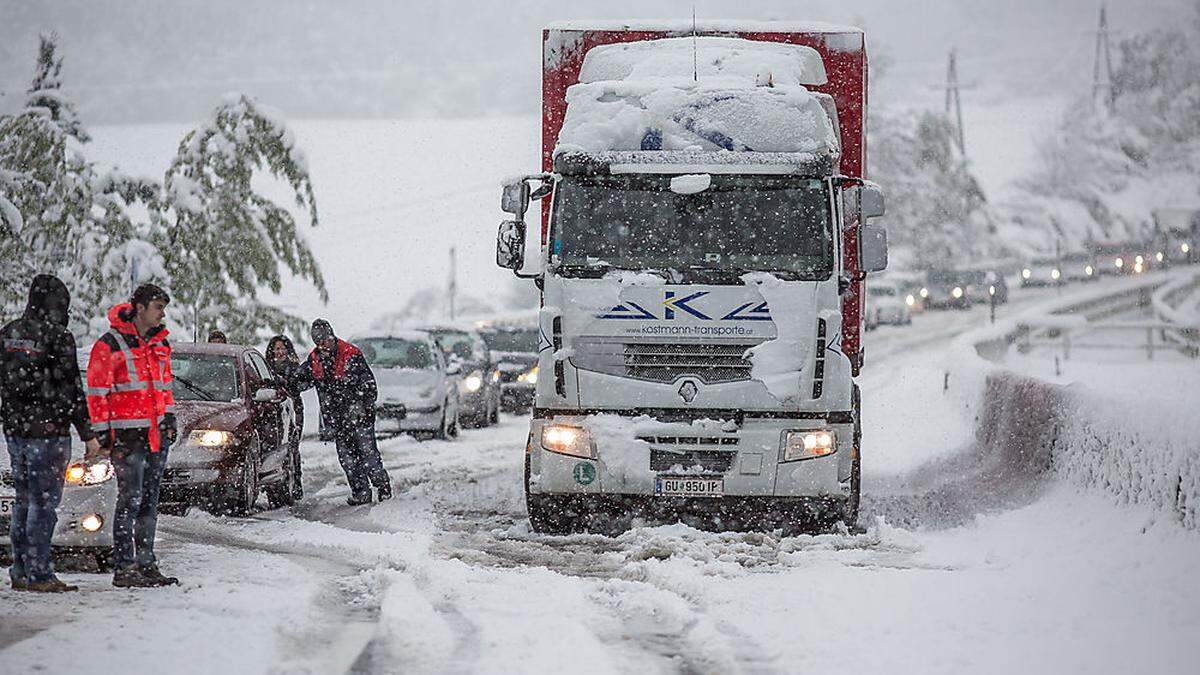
left=551, top=175, right=833, bottom=282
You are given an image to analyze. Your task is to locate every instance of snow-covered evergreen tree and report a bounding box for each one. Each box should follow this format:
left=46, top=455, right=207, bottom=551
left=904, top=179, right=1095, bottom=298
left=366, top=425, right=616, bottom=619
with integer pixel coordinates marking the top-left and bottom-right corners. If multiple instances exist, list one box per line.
left=156, top=94, right=327, bottom=344
left=0, top=34, right=160, bottom=328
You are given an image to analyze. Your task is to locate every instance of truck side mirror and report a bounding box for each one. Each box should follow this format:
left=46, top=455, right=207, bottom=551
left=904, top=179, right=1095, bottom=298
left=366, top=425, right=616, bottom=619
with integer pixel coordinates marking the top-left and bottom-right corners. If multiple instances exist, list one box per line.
left=860, top=225, right=889, bottom=273
left=861, top=182, right=885, bottom=219
left=496, top=220, right=526, bottom=270
left=501, top=181, right=530, bottom=217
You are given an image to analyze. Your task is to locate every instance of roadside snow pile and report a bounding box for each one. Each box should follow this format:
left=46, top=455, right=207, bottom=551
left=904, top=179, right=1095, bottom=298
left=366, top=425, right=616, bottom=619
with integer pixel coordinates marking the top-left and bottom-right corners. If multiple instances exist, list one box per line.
left=557, top=37, right=837, bottom=157
left=579, top=37, right=827, bottom=87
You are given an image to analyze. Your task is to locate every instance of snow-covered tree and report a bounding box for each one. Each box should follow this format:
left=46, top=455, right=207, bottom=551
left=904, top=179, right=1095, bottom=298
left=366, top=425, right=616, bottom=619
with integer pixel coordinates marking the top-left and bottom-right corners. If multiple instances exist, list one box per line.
left=0, top=34, right=160, bottom=328
left=156, top=94, right=327, bottom=344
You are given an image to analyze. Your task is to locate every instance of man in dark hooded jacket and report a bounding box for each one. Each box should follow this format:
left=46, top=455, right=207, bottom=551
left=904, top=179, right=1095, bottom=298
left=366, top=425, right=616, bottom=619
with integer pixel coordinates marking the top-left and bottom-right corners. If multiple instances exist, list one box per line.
left=295, top=319, right=391, bottom=505
left=1, top=274, right=101, bottom=592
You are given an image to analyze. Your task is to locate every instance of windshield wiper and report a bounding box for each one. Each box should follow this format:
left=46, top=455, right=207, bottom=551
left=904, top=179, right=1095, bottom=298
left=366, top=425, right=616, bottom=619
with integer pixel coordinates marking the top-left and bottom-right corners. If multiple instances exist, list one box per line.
left=173, top=374, right=216, bottom=401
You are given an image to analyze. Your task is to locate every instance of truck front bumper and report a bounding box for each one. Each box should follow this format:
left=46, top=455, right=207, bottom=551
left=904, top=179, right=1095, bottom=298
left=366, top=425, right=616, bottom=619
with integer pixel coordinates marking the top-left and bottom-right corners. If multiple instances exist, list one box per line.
left=526, top=414, right=854, bottom=501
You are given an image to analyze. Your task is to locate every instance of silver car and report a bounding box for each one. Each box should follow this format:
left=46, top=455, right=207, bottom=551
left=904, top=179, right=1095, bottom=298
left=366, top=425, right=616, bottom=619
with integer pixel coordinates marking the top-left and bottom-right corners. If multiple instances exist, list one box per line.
left=359, top=332, right=462, bottom=440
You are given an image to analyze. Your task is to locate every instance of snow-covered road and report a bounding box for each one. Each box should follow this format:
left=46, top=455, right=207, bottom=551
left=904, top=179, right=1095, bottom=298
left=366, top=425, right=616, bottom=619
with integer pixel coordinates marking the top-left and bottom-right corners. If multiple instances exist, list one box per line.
left=4, top=282, right=1200, bottom=674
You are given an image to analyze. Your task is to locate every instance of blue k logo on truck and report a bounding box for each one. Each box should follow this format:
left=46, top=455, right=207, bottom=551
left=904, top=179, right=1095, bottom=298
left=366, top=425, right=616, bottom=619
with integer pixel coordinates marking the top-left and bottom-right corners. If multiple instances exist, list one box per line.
left=599, top=290, right=771, bottom=322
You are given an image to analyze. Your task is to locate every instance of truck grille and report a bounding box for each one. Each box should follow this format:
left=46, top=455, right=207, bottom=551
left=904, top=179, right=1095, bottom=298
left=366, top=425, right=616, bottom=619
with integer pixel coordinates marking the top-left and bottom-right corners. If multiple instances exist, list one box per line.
left=574, top=339, right=757, bottom=384
left=641, top=435, right=738, bottom=473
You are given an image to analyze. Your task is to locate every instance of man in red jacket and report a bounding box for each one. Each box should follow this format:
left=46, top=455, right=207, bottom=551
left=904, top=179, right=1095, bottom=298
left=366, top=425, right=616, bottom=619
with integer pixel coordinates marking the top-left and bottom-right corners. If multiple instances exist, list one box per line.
left=86, top=284, right=179, bottom=588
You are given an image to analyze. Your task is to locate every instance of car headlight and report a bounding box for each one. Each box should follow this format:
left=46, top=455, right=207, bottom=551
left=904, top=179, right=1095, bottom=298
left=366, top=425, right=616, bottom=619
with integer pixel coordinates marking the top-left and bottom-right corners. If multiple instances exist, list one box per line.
left=1156, top=251, right=1164, bottom=263
left=1135, top=255, right=1144, bottom=265
left=951, top=286, right=963, bottom=299
left=491, top=369, right=501, bottom=383
left=905, top=294, right=915, bottom=307
left=1182, top=243, right=1191, bottom=254
left=1050, top=269, right=1061, bottom=280
left=1085, top=265, right=1094, bottom=276
left=540, top=424, right=594, bottom=458
left=1021, top=268, right=1031, bottom=279
left=919, top=287, right=929, bottom=298
left=988, top=285, right=996, bottom=296
left=1115, top=257, right=1124, bottom=268
left=461, top=371, right=483, bottom=393
left=517, top=366, right=538, bottom=384
left=783, top=430, right=837, bottom=462
left=65, top=459, right=114, bottom=486
left=1134, top=261, right=1144, bottom=274
left=189, top=429, right=232, bottom=447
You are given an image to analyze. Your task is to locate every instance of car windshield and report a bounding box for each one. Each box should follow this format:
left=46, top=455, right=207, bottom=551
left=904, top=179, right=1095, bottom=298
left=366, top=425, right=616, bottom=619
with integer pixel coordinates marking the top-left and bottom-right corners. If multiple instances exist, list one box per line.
left=551, top=175, right=833, bottom=282
left=426, top=330, right=476, bottom=361
left=926, top=270, right=968, bottom=287
left=358, top=338, right=436, bottom=370
left=869, top=286, right=897, bottom=297
left=481, top=329, right=538, bottom=353
left=172, top=354, right=239, bottom=402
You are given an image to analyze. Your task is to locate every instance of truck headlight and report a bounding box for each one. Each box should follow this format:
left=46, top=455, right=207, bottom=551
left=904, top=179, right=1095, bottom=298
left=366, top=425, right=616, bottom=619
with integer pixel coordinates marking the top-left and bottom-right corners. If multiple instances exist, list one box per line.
left=65, top=459, right=114, bottom=486
left=541, top=424, right=594, bottom=458
left=783, top=430, right=837, bottom=461
left=517, top=366, right=538, bottom=384
left=461, top=371, right=483, bottom=393
left=189, top=430, right=232, bottom=447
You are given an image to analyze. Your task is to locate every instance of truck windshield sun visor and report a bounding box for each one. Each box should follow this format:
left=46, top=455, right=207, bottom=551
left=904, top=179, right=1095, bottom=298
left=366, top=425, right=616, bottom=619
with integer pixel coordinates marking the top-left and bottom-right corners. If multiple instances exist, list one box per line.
left=550, top=175, right=834, bottom=282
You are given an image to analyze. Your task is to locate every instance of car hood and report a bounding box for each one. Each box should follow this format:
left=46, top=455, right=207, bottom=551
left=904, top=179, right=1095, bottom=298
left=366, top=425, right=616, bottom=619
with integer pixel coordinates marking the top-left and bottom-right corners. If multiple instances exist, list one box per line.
left=174, top=400, right=248, bottom=433
left=376, top=368, right=440, bottom=404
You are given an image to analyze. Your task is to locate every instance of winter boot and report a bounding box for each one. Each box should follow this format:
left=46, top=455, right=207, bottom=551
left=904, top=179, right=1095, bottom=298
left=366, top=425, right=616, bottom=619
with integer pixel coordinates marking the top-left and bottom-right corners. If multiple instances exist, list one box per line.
left=113, top=566, right=158, bottom=588
left=26, top=577, right=79, bottom=593
left=10, top=577, right=28, bottom=591
left=346, top=491, right=372, bottom=506
left=376, top=481, right=393, bottom=501
left=139, top=564, right=180, bottom=587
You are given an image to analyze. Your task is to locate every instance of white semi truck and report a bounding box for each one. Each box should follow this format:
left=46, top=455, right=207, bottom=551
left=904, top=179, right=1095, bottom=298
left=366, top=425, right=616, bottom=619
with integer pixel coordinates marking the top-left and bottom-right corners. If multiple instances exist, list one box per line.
left=496, top=22, right=888, bottom=534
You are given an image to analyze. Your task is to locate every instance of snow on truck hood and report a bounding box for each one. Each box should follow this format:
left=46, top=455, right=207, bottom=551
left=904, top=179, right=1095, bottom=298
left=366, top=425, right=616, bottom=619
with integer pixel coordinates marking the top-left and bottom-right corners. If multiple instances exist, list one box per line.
left=551, top=272, right=821, bottom=402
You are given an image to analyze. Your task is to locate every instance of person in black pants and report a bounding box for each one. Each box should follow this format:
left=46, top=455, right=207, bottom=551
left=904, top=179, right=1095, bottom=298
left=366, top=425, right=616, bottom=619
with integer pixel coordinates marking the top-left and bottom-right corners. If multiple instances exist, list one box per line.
left=266, top=334, right=305, bottom=495
left=295, top=320, right=391, bottom=505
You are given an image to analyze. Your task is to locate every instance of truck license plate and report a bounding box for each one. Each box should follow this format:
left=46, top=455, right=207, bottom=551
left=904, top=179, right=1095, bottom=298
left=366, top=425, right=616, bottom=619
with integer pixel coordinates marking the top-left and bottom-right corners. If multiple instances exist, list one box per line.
left=655, top=476, right=723, bottom=498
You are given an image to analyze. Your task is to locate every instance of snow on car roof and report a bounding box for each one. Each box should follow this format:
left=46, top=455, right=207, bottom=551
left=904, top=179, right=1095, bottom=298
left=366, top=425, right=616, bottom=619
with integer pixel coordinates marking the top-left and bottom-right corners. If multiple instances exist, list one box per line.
left=580, top=37, right=827, bottom=87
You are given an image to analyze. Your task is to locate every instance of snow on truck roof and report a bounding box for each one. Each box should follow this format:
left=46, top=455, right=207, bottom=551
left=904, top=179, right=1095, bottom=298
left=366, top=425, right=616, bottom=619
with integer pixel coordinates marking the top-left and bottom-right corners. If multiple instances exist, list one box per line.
left=554, top=36, right=840, bottom=165
left=546, top=19, right=862, bottom=36
left=580, top=37, right=828, bottom=87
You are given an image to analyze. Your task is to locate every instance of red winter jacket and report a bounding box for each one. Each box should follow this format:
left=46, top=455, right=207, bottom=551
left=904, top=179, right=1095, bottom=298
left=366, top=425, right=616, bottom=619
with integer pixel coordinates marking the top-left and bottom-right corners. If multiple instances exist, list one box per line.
left=86, top=304, right=175, bottom=451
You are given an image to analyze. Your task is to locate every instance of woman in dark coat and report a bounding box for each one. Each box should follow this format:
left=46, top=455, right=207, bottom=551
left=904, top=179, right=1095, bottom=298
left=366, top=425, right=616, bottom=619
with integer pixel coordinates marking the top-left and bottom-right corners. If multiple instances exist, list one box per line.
left=265, top=334, right=305, bottom=492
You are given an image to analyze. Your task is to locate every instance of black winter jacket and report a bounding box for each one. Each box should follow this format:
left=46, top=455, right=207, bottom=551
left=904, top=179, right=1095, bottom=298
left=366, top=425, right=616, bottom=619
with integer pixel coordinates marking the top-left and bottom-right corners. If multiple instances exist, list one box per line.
left=295, top=339, right=376, bottom=432
left=0, top=275, right=95, bottom=441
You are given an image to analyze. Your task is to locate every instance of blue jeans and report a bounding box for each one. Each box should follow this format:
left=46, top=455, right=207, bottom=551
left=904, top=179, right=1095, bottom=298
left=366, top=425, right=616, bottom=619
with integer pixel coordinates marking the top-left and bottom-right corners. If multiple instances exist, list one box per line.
left=110, top=436, right=168, bottom=570
left=5, top=436, right=71, bottom=584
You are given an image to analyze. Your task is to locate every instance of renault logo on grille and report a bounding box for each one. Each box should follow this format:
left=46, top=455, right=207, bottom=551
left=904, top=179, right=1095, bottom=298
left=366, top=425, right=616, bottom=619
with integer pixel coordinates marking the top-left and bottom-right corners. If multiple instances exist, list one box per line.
left=678, top=380, right=699, bottom=403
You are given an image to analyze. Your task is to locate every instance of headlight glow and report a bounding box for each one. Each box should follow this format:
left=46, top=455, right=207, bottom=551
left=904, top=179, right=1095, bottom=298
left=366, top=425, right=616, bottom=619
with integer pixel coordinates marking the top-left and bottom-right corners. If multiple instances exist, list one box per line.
left=461, top=372, right=483, bottom=393
left=65, top=459, right=113, bottom=486
left=1135, top=255, right=1144, bottom=265
left=1021, top=268, right=1032, bottom=279
left=989, top=285, right=997, bottom=296
left=517, top=366, right=538, bottom=384
left=1156, top=251, right=1164, bottom=262
left=1134, top=261, right=1144, bottom=274
left=919, top=287, right=929, bottom=298
left=1051, top=269, right=1061, bottom=280
left=951, top=286, right=964, bottom=299
left=540, top=424, right=594, bottom=458
left=491, top=369, right=501, bottom=383
left=1115, top=257, right=1124, bottom=268
left=1183, top=243, right=1191, bottom=254
left=1085, top=265, right=1094, bottom=276
left=80, top=514, right=104, bottom=532
left=905, top=294, right=915, bottom=307
left=784, top=430, right=837, bottom=461
left=189, top=429, right=232, bottom=447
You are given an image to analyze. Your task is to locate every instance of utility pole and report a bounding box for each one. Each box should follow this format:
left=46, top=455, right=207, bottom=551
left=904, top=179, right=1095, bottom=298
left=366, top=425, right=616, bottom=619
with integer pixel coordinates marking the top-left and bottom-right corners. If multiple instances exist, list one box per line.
left=943, top=48, right=967, bottom=156
left=1092, top=4, right=1116, bottom=112
left=447, top=246, right=457, bottom=321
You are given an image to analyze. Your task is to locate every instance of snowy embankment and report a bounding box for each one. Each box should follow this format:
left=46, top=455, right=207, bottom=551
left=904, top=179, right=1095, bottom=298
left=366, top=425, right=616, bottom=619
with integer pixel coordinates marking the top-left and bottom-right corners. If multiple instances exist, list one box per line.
left=945, top=270, right=1200, bottom=530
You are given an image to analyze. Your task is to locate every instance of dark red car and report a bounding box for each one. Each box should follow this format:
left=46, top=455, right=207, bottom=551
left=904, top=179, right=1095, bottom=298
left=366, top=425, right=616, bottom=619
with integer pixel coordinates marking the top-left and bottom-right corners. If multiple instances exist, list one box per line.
left=161, top=343, right=301, bottom=515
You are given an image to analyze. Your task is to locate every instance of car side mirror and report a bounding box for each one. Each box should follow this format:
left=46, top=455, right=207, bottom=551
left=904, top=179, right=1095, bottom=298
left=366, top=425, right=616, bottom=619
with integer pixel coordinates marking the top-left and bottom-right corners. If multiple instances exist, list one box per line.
left=253, top=388, right=278, bottom=403
left=501, top=180, right=530, bottom=217
left=860, top=225, right=889, bottom=273
left=496, top=220, right=526, bottom=270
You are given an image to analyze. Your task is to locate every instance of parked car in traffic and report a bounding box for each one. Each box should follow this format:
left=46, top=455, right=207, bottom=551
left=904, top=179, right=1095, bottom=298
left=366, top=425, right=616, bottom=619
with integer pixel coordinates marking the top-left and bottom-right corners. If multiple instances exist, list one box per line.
left=865, top=282, right=911, bottom=328
left=359, top=332, right=461, bottom=439
left=478, top=324, right=540, bottom=412
left=1060, top=252, right=1099, bottom=283
left=419, top=325, right=500, bottom=428
left=1021, top=257, right=1067, bottom=287
left=162, top=343, right=301, bottom=516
